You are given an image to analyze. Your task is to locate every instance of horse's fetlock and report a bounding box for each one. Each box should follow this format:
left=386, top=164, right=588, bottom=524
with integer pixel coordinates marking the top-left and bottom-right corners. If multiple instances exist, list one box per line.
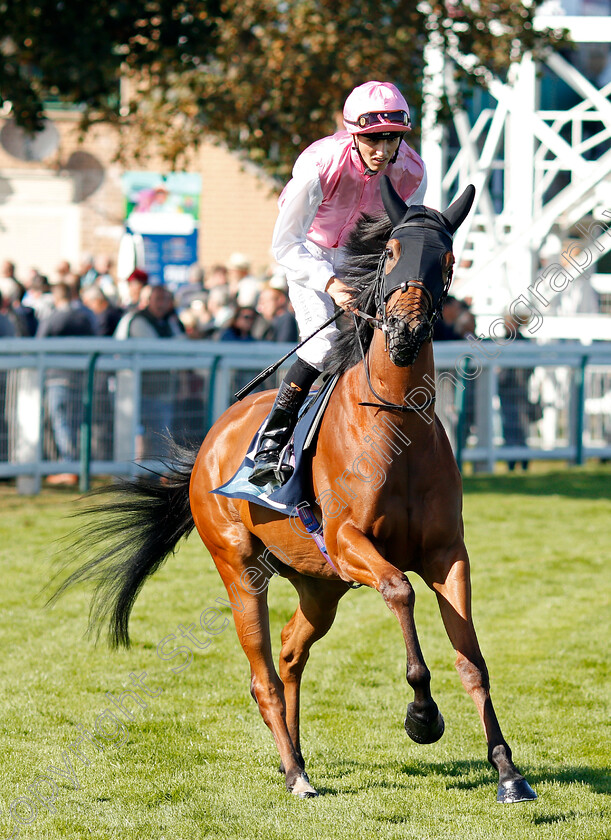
left=489, top=742, right=514, bottom=771
left=406, top=662, right=430, bottom=690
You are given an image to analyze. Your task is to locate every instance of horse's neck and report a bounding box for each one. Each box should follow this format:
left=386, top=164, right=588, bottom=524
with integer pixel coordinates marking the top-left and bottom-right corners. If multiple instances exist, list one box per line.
left=358, top=332, right=435, bottom=427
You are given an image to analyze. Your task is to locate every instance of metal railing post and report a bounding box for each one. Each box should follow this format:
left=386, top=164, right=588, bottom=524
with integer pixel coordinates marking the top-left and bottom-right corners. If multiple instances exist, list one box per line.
left=80, top=352, right=100, bottom=493
left=574, top=353, right=588, bottom=466
left=206, top=355, right=222, bottom=433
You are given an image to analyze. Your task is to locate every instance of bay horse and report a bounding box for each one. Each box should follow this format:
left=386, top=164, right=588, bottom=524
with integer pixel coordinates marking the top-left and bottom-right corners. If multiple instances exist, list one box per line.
left=52, top=178, right=536, bottom=804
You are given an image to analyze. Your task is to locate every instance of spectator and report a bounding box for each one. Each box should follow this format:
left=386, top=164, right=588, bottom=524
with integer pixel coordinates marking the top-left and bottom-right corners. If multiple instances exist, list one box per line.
left=0, top=291, right=14, bottom=467
left=0, top=291, right=16, bottom=337
left=178, top=308, right=205, bottom=340
left=52, top=259, right=72, bottom=286
left=81, top=286, right=124, bottom=336
left=37, top=282, right=94, bottom=338
left=123, top=285, right=184, bottom=339
left=77, top=254, right=98, bottom=288
left=256, top=285, right=298, bottom=342
left=225, top=252, right=262, bottom=308
left=497, top=311, right=539, bottom=472
left=433, top=295, right=463, bottom=341
left=115, top=285, right=184, bottom=460
left=0, top=274, right=37, bottom=336
left=454, top=306, right=477, bottom=339
left=204, top=264, right=229, bottom=291
left=0, top=261, right=22, bottom=320
left=201, top=285, right=235, bottom=338
left=122, top=268, right=149, bottom=311
left=174, top=263, right=207, bottom=311
left=11, top=283, right=38, bottom=337
left=219, top=306, right=266, bottom=400
left=113, top=272, right=150, bottom=337
left=23, top=272, right=54, bottom=324
left=37, top=282, right=95, bottom=486
left=219, top=306, right=258, bottom=342
left=65, top=273, right=97, bottom=334
left=94, top=255, right=119, bottom=303
left=453, top=306, right=477, bottom=449
left=226, top=252, right=252, bottom=297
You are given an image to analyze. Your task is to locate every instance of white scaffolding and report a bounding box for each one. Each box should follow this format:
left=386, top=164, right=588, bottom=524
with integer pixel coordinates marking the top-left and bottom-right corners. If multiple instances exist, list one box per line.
left=421, top=13, right=611, bottom=315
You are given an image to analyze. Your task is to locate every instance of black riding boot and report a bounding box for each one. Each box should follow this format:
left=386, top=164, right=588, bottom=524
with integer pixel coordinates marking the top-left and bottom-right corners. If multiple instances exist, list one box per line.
left=248, top=358, right=319, bottom=487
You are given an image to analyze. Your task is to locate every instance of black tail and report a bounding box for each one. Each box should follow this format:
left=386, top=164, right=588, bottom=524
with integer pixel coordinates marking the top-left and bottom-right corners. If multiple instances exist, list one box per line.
left=48, top=440, right=198, bottom=648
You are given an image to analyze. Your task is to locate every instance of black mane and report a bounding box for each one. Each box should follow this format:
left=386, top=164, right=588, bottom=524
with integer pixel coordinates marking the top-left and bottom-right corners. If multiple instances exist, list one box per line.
left=323, top=213, right=393, bottom=377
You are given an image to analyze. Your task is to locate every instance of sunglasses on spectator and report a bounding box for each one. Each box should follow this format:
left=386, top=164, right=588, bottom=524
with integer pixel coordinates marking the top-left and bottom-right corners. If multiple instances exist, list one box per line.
left=345, top=110, right=411, bottom=129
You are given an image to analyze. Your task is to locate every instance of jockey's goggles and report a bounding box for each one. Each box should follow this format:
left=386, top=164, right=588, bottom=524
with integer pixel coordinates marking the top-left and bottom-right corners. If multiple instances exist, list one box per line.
left=359, top=131, right=404, bottom=141
left=345, top=110, right=411, bottom=130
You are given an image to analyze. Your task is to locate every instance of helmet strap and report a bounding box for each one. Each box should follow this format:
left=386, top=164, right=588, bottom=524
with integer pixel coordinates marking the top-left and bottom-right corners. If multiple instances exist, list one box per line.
left=390, top=138, right=403, bottom=165
left=353, top=135, right=378, bottom=177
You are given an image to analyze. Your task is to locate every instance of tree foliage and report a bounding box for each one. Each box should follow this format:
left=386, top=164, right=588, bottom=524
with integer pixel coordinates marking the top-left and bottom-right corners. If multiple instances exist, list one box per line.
left=0, top=0, right=566, bottom=179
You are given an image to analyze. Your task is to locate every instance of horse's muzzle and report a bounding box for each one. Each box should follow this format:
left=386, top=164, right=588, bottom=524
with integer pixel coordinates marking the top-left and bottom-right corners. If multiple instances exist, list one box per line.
left=388, top=319, right=431, bottom=367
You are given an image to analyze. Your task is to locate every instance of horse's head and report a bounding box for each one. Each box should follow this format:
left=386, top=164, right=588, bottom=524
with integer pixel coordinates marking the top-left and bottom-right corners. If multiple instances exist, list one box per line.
left=376, top=177, right=475, bottom=366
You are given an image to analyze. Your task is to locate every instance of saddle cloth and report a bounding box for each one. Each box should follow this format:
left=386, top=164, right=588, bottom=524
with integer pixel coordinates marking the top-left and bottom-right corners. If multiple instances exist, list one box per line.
left=211, top=373, right=339, bottom=514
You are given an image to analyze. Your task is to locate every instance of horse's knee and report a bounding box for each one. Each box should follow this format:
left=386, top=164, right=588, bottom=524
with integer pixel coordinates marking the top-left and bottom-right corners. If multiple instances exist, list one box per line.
left=379, top=575, right=415, bottom=611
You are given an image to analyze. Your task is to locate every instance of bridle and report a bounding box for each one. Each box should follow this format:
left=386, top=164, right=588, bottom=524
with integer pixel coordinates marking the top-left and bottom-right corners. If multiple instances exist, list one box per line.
left=352, top=221, right=454, bottom=413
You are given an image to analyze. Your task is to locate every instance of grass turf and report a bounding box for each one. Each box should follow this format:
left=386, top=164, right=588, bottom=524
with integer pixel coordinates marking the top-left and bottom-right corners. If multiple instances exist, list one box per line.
left=0, top=466, right=609, bottom=839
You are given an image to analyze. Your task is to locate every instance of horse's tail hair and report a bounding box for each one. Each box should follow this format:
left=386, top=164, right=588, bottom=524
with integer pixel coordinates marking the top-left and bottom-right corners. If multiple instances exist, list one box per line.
left=48, top=438, right=198, bottom=648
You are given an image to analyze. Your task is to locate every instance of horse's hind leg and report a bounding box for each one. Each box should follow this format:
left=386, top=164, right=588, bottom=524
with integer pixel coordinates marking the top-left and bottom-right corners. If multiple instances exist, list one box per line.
left=279, top=577, right=349, bottom=772
left=426, top=545, right=537, bottom=803
left=214, top=562, right=317, bottom=797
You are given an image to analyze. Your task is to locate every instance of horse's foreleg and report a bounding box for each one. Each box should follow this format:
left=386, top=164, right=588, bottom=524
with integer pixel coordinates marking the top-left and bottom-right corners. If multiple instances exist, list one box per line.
left=222, top=572, right=318, bottom=798
left=279, top=578, right=348, bottom=770
left=427, top=548, right=537, bottom=803
left=333, top=523, right=444, bottom=744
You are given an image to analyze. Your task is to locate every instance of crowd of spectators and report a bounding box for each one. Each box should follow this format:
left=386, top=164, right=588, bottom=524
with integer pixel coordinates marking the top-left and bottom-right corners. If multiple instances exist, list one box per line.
left=0, top=254, right=481, bottom=346
left=1, top=253, right=538, bottom=476
left=0, top=253, right=300, bottom=345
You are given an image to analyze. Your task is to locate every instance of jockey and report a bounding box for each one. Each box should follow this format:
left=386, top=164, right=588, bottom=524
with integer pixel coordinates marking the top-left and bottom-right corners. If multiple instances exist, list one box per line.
left=249, top=80, right=427, bottom=487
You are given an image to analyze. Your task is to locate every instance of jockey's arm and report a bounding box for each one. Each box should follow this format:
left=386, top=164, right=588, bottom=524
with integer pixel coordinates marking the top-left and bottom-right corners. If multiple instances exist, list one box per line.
left=271, top=164, right=335, bottom=293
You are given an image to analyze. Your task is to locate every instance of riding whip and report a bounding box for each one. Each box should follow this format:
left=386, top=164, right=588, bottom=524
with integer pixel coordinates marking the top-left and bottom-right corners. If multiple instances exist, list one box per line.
left=234, top=308, right=343, bottom=400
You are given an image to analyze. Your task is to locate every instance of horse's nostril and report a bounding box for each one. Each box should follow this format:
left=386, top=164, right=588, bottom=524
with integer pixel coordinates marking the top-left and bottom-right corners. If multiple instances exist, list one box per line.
left=413, top=322, right=430, bottom=341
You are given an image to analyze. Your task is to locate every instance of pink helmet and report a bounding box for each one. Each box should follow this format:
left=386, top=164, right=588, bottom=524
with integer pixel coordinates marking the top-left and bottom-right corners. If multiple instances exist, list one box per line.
left=343, top=81, right=411, bottom=135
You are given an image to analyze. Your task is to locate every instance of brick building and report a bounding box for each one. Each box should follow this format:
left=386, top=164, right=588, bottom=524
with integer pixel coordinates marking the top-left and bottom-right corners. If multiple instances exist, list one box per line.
left=0, top=110, right=281, bottom=282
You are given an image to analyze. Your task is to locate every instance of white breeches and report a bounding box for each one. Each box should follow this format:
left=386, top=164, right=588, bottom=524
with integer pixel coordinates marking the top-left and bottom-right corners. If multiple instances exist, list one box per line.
left=287, top=280, right=340, bottom=370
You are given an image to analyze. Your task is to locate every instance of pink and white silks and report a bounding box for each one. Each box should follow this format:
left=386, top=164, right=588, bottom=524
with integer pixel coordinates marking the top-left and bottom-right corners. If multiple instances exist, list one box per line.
left=271, top=130, right=427, bottom=369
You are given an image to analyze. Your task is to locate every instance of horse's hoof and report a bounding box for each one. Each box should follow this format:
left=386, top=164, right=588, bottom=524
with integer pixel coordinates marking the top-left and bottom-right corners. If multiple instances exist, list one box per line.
left=404, top=703, right=445, bottom=744
left=290, top=773, right=319, bottom=798
left=497, top=778, right=537, bottom=803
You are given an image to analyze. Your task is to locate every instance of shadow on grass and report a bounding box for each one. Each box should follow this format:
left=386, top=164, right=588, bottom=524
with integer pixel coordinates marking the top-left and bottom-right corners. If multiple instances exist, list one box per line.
left=312, top=757, right=611, bottom=797
left=463, top=469, right=611, bottom=500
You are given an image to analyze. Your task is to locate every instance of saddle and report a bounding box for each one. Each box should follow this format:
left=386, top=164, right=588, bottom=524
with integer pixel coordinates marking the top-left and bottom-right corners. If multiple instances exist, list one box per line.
left=212, top=372, right=339, bottom=513
left=212, top=373, right=344, bottom=576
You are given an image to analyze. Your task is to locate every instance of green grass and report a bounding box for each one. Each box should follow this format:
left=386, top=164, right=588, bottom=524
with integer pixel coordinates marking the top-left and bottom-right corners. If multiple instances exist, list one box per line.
left=0, top=466, right=609, bottom=839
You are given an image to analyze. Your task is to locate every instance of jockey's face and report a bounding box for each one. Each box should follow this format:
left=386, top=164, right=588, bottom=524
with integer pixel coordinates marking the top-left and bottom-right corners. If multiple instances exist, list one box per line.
left=356, top=133, right=402, bottom=172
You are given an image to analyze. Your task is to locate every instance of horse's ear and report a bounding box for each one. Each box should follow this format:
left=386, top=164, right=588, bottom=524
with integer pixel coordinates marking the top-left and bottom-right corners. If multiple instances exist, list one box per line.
left=441, top=185, right=476, bottom=235
left=381, top=176, right=408, bottom=227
